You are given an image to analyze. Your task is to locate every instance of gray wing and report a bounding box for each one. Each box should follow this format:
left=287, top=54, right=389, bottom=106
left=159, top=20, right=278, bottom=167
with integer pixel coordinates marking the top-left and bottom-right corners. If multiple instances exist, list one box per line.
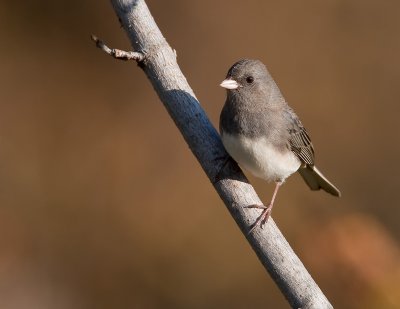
left=284, top=107, right=315, bottom=166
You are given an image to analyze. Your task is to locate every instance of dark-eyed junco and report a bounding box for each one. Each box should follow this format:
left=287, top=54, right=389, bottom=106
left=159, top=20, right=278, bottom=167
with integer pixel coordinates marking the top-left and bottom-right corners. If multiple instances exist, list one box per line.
left=219, top=59, right=340, bottom=231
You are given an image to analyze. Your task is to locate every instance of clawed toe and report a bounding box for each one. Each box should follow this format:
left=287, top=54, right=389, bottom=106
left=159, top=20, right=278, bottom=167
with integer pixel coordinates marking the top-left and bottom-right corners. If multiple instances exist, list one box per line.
left=247, top=205, right=272, bottom=234
left=260, top=209, right=271, bottom=227
left=244, top=204, right=268, bottom=209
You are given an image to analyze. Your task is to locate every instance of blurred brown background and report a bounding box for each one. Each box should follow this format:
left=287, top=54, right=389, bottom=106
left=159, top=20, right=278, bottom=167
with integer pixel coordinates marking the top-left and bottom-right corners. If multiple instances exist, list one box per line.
left=0, top=0, right=399, bottom=308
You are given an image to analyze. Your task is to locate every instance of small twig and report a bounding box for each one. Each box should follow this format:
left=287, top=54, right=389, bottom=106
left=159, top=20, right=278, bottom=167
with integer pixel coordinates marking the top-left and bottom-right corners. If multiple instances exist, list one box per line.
left=91, top=35, right=145, bottom=62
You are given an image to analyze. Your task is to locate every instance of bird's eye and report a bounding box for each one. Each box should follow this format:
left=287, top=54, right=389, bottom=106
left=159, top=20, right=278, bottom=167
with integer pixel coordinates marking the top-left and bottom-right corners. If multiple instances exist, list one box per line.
left=246, top=76, right=254, bottom=84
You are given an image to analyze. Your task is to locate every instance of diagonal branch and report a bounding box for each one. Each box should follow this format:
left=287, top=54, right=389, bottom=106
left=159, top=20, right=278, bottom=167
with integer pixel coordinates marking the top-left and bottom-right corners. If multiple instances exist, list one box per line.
left=95, top=1, right=333, bottom=308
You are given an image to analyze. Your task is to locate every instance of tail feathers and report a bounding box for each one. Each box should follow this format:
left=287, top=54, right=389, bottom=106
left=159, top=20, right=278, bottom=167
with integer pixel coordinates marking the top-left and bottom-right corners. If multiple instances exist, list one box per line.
left=298, top=166, right=341, bottom=197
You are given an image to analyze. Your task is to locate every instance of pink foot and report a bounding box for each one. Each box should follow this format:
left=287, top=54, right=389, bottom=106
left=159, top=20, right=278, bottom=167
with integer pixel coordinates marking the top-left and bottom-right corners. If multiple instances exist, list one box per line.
left=246, top=203, right=273, bottom=234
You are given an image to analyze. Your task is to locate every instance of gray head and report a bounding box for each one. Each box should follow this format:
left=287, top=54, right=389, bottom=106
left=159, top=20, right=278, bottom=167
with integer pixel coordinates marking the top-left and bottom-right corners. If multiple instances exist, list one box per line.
left=220, top=59, right=271, bottom=96
left=220, top=59, right=284, bottom=109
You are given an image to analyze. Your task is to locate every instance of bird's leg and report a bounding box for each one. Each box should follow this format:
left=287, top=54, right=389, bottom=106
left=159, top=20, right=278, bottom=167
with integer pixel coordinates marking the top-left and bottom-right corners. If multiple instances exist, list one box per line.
left=245, top=182, right=282, bottom=234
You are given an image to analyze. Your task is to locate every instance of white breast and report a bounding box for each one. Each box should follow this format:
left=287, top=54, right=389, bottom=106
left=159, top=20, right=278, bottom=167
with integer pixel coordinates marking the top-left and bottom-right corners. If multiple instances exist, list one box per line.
left=221, top=132, right=301, bottom=182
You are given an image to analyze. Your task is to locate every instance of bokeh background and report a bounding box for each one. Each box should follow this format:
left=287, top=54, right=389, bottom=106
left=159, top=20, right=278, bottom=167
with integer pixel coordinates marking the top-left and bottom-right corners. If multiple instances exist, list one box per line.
left=1, top=0, right=400, bottom=308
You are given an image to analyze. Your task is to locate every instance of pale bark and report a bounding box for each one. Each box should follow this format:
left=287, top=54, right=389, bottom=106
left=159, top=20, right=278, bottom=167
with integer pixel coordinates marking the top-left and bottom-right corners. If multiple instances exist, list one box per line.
left=95, top=1, right=333, bottom=308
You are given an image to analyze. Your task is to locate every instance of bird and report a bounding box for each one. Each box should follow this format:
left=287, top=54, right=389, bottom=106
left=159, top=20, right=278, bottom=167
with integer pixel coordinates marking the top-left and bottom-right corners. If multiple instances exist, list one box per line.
left=219, top=59, right=340, bottom=232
